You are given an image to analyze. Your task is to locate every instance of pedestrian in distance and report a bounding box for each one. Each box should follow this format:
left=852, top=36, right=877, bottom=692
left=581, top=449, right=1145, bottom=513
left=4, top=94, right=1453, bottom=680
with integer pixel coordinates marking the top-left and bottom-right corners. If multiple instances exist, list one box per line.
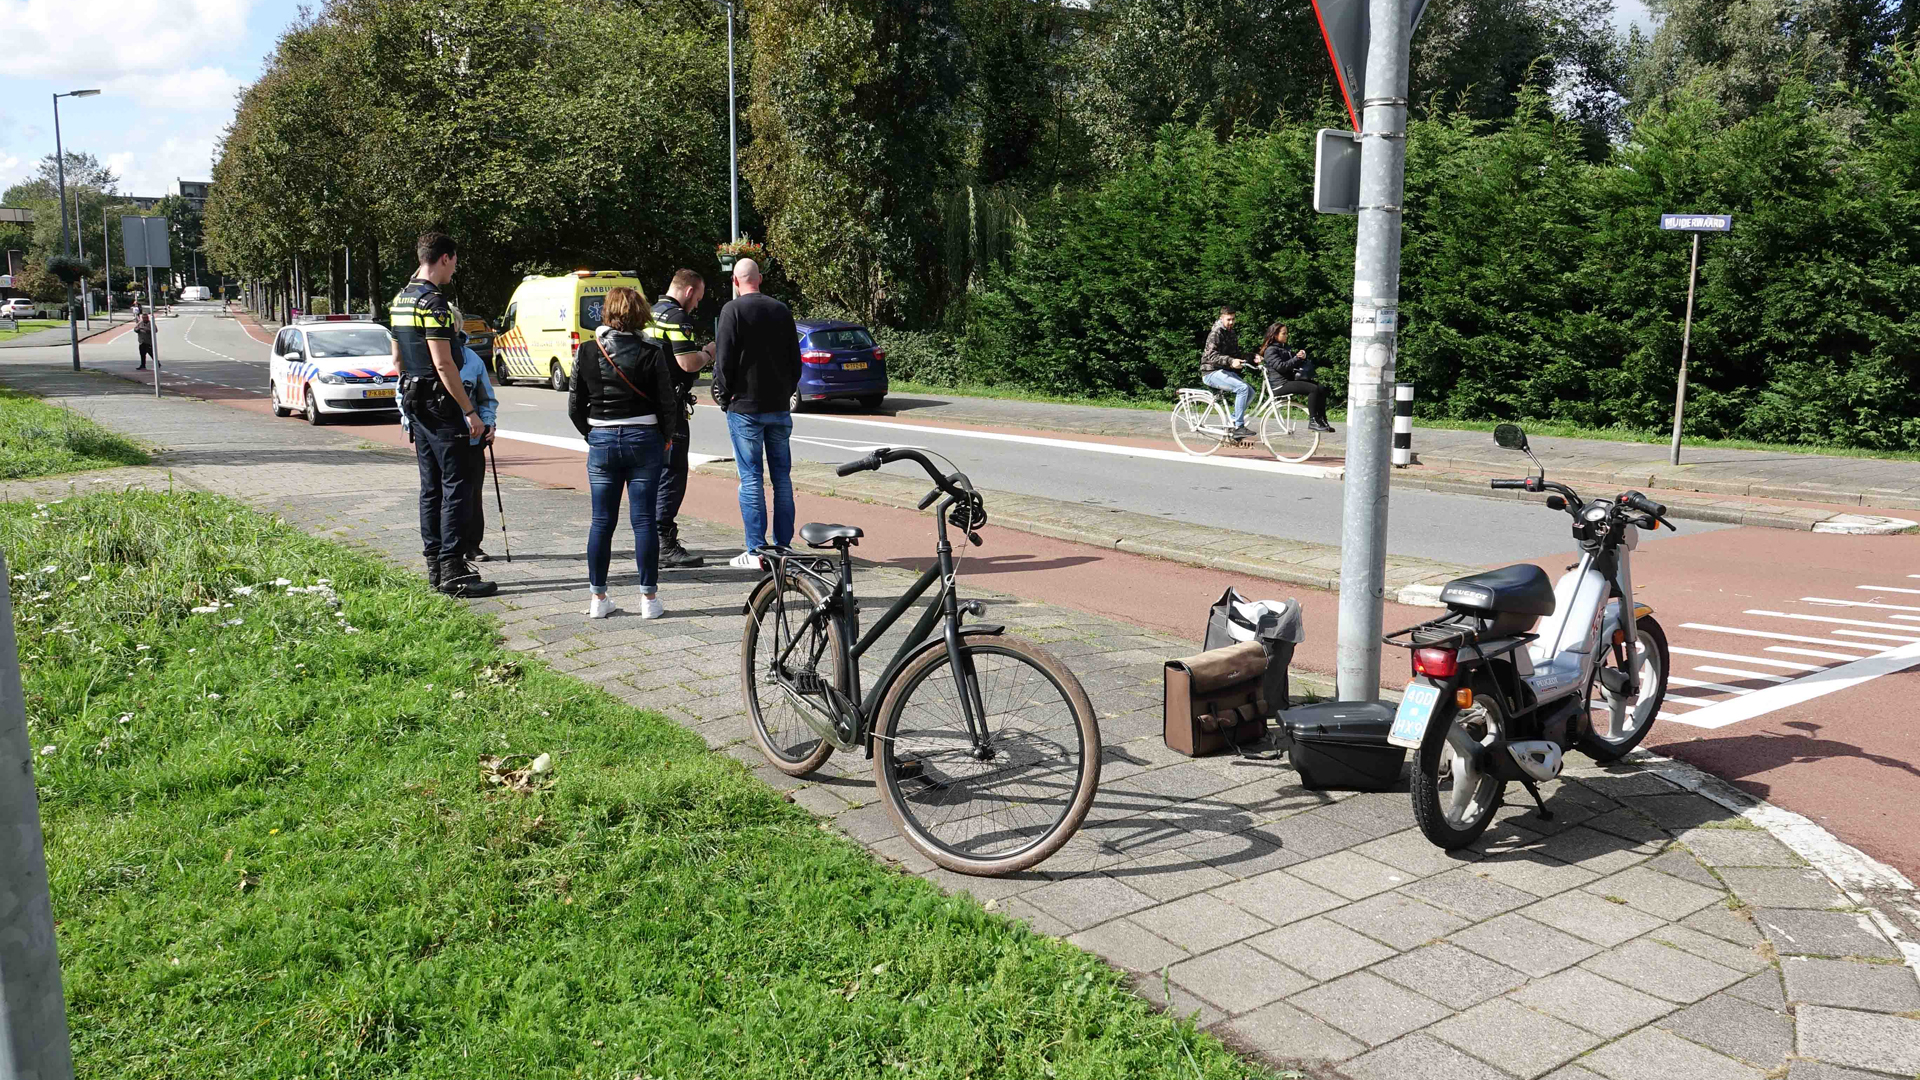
left=398, top=306, right=499, bottom=561
left=710, top=257, right=801, bottom=568
left=134, top=307, right=154, bottom=370
left=644, top=268, right=718, bottom=569
left=568, top=285, right=679, bottom=620
left=390, top=230, right=498, bottom=598
left=1258, top=322, right=1334, bottom=433
left=1200, top=307, right=1254, bottom=438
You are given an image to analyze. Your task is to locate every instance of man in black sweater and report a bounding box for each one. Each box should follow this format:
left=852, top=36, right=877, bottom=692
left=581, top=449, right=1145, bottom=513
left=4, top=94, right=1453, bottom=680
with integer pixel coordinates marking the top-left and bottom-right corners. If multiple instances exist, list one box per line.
left=711, top=258, right=802, bottom=567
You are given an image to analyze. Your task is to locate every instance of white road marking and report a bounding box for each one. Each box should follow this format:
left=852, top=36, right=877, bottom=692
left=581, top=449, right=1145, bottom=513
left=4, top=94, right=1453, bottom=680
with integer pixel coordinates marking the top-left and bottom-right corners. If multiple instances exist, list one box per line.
left=1659, top=694, right=1710, bottom=707
left=1663, top=640, right=1920, bottom=729
left=1805, top=596, right=1920, bottom=613
left=1767, top=645, right=1877, bottom=662
left=1747, top=609, right=1920, bottom=635
left=1693, top=665, right=1791, bottom=684
left=1861, top=584, right=1920, bottom=594
left=1668, top=677, right=1755, bottom=696
left=1681, top=624, right=1885, bottom=651
left=1832, top=629, right=1920, bottom=644
left=1668, top=647, right=1822, bottom=672
left=786, top=411, right=1346, bottom=479
left=491, top=427, right=721, bottom=466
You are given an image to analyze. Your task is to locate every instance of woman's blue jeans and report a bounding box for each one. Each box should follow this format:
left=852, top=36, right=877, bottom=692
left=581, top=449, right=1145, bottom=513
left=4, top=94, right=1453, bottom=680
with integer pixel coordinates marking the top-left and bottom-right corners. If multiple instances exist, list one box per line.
left=585, top=425, right=665, bottom=592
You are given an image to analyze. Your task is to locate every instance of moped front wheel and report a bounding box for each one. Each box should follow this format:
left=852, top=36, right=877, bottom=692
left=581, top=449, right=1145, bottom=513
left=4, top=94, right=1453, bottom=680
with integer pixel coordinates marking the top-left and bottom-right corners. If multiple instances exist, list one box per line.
left=1410, top=676, right=1506, bottom=850
left=1578, top=615, right=1668, bottom=762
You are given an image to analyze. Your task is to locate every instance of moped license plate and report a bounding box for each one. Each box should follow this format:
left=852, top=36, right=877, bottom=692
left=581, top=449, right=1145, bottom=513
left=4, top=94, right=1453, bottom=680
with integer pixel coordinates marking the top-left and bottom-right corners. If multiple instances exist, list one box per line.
left=1387, top=682, right=1441, bottom=749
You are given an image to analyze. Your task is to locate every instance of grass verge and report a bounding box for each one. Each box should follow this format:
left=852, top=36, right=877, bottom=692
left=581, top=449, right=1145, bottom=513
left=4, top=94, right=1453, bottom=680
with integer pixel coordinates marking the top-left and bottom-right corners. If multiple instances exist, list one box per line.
left=889, top=380, right=1920, bottom=462
left=0, top=386, right=148, bottom=478
left=11, top=490, right=1277, bottom=1079
left=0, top=318, right=65, bottom=343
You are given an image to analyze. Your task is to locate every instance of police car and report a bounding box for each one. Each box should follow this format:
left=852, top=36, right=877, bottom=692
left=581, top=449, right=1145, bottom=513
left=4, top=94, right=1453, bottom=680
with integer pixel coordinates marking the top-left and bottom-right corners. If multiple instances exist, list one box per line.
left=268, top=314, right=400, bottom=425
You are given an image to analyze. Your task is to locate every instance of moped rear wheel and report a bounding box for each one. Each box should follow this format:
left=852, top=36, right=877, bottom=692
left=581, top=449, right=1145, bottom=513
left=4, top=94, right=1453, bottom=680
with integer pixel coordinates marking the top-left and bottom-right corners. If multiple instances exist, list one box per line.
left=1410, top=676, right=1506, bottom=850
left=1578, top=616, right=1668, bottom=762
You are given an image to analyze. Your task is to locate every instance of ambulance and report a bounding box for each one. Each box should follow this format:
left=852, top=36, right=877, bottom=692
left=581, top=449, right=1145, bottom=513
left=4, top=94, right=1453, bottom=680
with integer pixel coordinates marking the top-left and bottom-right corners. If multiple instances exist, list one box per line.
left=491, top=269, right=642, bottom=391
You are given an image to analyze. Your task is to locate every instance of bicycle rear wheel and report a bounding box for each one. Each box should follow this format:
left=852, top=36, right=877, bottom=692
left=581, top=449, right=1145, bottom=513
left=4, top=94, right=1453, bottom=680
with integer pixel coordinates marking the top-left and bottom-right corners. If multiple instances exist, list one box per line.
left=1260, top=397, right=1321, bottom=463
left=872, top=636, right=1100, bottom=875
left=1172, top=397, right=1229, bottom=456
left=741, top=571, right=844, bottom=776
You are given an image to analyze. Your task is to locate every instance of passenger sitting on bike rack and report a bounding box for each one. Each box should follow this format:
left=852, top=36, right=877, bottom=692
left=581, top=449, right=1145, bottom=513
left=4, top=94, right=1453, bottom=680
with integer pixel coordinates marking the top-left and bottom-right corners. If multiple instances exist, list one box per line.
left=1258, top=322, right=1334, bottom=434
left=1200, top=307, right=1256, bottom=438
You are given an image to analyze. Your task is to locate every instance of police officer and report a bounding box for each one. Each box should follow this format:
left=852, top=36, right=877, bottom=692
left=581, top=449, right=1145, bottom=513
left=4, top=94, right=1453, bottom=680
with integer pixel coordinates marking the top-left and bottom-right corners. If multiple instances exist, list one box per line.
left=390, top=231, right=498, bottom=597
left=645, top=269, right=716, bottom=568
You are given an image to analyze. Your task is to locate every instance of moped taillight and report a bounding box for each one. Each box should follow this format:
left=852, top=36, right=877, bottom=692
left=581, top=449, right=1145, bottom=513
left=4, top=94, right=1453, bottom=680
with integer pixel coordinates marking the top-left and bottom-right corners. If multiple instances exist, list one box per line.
left=1412, top=648, right=1458, bottom=678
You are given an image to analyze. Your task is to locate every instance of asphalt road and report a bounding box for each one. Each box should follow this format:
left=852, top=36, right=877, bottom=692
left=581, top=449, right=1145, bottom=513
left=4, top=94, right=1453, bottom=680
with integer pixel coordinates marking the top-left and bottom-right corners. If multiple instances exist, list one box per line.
left=117, top=307, right=1718, bottom=566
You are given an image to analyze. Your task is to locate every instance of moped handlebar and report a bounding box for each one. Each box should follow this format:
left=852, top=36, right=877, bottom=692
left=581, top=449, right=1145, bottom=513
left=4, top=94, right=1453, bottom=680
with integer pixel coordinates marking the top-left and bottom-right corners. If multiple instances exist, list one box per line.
left=1490, top=478, right=1529, bottom=490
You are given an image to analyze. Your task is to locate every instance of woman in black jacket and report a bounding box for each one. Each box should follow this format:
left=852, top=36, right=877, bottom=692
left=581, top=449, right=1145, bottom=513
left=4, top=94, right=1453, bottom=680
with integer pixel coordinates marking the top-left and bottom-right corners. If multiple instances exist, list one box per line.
left=1258, top=322, right=1334, bottom=433
left=568, top=286, right=681, bottom=619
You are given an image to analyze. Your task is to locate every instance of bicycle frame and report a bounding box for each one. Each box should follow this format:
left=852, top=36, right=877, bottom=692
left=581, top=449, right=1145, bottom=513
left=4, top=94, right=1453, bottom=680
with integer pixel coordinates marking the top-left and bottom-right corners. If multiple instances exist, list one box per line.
left=763, top=486, right=995, bottom=759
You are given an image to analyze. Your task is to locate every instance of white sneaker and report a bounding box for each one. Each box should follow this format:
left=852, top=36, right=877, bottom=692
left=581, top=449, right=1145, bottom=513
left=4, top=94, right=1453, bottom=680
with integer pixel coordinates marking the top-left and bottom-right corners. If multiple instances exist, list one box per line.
left=638, top=594, right=665, bottom=620
left=728, top=550, right=763, bottom=570
left=587, top=594, right=618, bottom=619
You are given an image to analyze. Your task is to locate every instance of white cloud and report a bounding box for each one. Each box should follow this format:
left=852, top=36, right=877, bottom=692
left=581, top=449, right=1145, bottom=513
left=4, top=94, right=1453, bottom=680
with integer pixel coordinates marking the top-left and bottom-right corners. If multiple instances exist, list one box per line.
left=112, top=131, right=222, bottom=197
left=106, top=66, right=248, bottom=115
left=5, top=0, right=257, bottom=81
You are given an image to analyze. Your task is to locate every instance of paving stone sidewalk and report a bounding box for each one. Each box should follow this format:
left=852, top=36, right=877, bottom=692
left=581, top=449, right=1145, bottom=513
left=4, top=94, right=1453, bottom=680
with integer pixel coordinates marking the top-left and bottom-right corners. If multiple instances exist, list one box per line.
left=10, top=363, right=1920, bottom=1080
left=881, top=392, right=1920, bottom=514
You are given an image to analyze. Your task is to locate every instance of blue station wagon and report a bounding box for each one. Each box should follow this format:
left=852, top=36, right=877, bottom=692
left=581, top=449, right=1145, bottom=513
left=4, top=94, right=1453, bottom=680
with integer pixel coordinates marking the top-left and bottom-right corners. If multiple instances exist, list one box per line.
left=793, top=319, right=888, bottom=411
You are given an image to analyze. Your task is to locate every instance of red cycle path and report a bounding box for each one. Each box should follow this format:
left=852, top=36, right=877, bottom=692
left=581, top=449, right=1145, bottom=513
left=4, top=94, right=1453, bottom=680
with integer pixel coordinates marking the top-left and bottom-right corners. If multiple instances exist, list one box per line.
left=108, top=318, right=1920, bottom=880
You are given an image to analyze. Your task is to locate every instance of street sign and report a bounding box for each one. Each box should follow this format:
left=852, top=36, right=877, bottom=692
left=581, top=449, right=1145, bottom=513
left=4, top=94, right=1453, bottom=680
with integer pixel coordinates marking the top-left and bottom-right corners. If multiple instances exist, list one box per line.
left=1314, top=0, right=1429, bottom=131
left=119, top=215, right=171, bottom=268
left=1314, top=128, right=1363, bottom=214
left=0, top=275, right=11, bottom=288
left=1312, top=0, right=1368, bottom=130
left=1660, top=214, right=1733, bottom=233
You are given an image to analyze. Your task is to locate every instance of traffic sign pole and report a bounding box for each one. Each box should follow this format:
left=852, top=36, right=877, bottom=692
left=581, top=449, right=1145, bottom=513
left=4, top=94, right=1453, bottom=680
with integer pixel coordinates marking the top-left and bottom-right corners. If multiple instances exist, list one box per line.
left=1333, top=0, right=1413, bottom=703
left=1670, top=232, right=1700, bottom=466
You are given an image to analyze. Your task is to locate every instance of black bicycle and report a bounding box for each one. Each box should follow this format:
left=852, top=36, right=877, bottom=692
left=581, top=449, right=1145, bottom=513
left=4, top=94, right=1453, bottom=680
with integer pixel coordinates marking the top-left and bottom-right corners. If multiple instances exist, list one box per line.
left=739, top=447, right=1101, bottom=875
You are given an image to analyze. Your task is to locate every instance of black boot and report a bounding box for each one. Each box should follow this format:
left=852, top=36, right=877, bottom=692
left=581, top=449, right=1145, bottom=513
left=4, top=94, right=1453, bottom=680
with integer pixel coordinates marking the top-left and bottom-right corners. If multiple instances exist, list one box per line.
left=438, top=556, right=499, bottom=598
left=469, top=547, right=491, bottom=562
left=426, top=558, right=442, bottom=590
left=658, top=523, right=704, bottom=568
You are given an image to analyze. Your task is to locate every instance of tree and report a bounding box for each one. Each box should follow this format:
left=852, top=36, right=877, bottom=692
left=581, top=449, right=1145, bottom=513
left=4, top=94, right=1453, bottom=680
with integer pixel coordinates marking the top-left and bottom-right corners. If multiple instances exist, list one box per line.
left=1625, top=0, right=1905, bottom=119
left=745, top=0, right=968, bottom=326
left=1411, top=0, right=1628, bottom=146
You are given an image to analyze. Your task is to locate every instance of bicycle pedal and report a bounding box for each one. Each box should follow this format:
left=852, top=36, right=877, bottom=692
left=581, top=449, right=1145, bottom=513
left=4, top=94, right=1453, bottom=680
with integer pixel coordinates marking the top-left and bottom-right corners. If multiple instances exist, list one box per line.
left=791, top=670, right=826, bottom=694
left=892, top=757, right=925, bottom=781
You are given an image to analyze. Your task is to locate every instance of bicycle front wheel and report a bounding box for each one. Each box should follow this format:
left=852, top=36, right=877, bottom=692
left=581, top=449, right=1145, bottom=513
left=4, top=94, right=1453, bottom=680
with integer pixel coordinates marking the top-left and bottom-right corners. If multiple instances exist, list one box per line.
left=872, top=636, right=1100, bottom=875
left=1260, top=397, right=1321, bottom=463
left=741, top=571, right=844, bottom=776
left=1172, top=398, right=1228, bottom=456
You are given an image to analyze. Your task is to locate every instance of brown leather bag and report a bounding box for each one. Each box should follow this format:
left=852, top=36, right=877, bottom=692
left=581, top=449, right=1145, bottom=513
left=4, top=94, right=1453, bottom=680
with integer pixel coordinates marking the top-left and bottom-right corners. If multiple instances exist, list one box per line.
left=1164, top=640, right=1272, bottom=757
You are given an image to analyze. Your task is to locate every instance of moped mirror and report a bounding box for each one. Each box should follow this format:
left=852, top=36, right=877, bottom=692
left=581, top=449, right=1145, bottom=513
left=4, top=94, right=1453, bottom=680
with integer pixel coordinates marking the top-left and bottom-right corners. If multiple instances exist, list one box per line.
left=1494, top=424, right=1529, bottom=452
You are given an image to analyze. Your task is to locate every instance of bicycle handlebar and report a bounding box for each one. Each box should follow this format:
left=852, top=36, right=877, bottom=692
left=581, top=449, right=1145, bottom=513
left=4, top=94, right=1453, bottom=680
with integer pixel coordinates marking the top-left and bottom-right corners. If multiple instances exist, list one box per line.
left=836, top=447, right=973, bottom=499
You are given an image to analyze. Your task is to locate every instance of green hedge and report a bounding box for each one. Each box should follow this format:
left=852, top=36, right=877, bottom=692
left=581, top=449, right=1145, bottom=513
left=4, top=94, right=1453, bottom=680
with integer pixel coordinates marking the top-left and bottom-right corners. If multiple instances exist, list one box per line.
left=961, top=73, right=1920, bottom=452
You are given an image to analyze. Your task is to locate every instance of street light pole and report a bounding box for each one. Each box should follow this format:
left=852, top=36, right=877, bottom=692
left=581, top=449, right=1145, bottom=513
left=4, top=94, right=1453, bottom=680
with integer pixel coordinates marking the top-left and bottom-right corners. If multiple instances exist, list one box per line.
left=50, top=89, right=100, bottom=372
left=726, top=0, right=740, bottom=243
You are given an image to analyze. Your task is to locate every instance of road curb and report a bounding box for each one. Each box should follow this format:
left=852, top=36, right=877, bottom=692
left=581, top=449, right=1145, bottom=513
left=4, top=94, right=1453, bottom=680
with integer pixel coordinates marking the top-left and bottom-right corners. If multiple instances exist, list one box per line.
left=694, top=458, right=1481, bottom=597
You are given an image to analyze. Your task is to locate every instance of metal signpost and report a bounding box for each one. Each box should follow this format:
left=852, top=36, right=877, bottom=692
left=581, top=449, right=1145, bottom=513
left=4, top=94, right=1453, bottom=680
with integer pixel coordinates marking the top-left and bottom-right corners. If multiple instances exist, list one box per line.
left=1312, top=0, right=1416, bottom=702
left=0, top=555, right=77, bottom=1080
left=1659, top=214, right=1731, bottom=466
left=122, top=216, right=172, bottom=400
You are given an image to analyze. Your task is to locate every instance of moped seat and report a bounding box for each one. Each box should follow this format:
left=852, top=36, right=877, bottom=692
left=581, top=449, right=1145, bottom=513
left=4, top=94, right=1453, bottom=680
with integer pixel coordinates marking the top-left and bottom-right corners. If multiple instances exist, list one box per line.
left=800, top=522, right=864, bottom=548
left=1440, top=564, right=1555, bottom=617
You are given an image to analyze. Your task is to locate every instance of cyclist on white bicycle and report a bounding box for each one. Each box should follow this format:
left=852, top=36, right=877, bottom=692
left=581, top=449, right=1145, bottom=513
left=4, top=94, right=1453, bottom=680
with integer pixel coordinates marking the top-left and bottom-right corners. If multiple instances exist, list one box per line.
left=1200, top=307, right=1254, bottom=438
left=1258, top=322, right=1335, bottom=433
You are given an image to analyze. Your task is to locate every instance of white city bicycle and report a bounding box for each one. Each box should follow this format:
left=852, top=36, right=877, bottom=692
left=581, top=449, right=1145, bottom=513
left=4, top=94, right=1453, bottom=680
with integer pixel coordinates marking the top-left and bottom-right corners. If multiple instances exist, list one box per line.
left=1171, top=370, right=1322, bottom=463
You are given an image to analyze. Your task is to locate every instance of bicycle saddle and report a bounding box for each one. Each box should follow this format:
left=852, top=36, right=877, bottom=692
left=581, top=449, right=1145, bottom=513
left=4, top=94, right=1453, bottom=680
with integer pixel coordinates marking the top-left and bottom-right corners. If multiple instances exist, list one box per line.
left=799, top=522, right=864, bottom=549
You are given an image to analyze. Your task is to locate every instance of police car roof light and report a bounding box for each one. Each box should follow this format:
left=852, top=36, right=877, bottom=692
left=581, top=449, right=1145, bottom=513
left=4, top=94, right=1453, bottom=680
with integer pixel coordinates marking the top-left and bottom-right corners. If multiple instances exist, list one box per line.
left=293, top=313, right=374, bottom=324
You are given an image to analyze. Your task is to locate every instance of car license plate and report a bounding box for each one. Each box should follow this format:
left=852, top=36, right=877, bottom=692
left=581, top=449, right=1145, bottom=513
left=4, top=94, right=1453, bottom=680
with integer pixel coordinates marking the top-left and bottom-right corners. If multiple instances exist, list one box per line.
left=1387, top=682, right=1442, bottom=749
left=841, top=361, right=868, bottom=371
left=364, top=388, right=396, bottom=399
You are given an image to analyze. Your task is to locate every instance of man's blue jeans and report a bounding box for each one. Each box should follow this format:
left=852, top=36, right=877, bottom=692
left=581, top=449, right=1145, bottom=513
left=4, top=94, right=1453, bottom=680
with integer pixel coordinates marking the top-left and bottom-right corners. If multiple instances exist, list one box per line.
left=1203, top=369, right=1252, bottom=426
left=726, top=411, right=795, bottom=551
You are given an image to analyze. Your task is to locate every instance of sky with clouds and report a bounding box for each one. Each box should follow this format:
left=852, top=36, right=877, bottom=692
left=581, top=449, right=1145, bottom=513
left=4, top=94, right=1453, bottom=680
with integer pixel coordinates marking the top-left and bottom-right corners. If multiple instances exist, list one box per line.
left=0, top=0, right=304, bottom=199
left=1, top=0, right=1657, bottom=204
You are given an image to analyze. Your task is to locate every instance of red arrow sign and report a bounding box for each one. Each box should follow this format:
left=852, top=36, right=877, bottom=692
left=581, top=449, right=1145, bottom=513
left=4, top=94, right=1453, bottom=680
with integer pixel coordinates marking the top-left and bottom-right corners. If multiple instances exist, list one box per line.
left=1312, top=0, right=1368, bottom=130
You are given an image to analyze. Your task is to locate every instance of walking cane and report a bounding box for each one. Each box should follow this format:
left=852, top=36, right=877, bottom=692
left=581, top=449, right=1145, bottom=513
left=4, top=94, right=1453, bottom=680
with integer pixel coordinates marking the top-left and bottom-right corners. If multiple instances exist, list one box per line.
left=486, top=441, right=512, bottom=562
